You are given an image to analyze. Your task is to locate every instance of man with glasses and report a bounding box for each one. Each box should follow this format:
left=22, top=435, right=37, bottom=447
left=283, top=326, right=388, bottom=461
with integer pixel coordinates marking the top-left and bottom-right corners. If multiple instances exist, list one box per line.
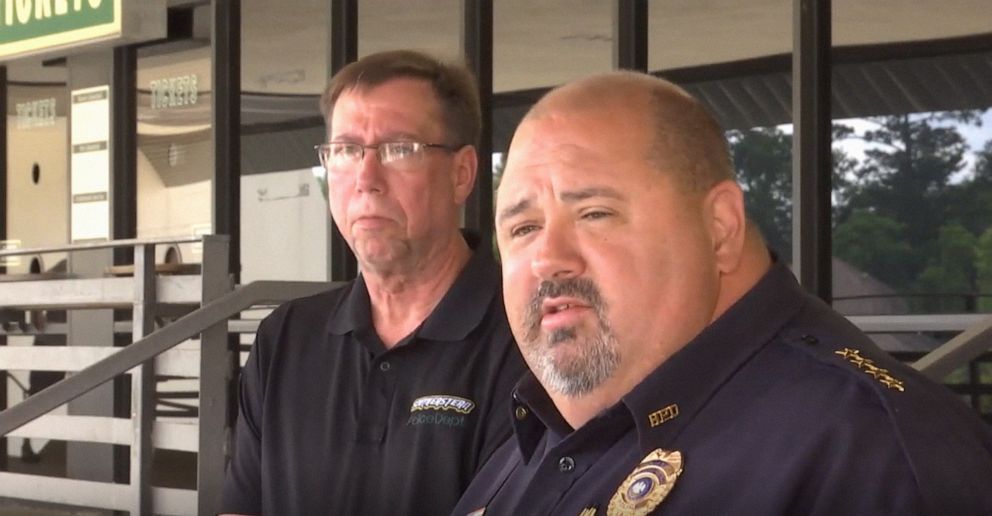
left=221, top=50, right=525, bottom=515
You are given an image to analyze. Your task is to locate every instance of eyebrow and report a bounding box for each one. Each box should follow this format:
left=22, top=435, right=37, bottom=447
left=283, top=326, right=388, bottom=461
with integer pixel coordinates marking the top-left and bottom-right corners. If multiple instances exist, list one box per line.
left=497, top=186, right=626, bottom=225
left=559, top=186, right=626, bottom=203
left=497, top=198, right=531, bottom=225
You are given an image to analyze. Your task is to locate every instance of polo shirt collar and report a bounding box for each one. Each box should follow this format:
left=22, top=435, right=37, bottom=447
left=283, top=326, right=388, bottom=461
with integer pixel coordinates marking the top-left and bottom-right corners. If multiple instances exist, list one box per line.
left=326, top=231, right=499, bottom=342
left=510, top=261, right=806, bottom=459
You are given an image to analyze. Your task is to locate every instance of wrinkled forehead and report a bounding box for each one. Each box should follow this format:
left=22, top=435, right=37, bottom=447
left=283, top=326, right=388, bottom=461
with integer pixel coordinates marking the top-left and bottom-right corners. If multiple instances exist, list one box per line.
left=328, top=79, right=445, bottom=137
left=496, top=113, right=649, bottom=209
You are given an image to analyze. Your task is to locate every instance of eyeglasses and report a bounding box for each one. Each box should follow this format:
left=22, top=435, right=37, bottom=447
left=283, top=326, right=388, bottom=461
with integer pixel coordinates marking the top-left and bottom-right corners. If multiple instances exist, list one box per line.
left=315, top=141, right=458, bottom=171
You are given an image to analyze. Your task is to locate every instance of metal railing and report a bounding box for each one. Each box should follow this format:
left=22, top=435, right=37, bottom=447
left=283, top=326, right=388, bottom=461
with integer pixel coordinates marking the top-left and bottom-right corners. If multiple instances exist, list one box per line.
left=0, top=236, right=336, bottom=514
left=1, top=237, right=990, bottom=512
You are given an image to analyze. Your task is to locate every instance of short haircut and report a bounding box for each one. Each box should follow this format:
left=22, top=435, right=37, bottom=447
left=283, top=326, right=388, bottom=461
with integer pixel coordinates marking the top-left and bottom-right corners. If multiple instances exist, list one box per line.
left=526, top=71, right=734, bottom=192
left=320, top=50, right=482, bottom=149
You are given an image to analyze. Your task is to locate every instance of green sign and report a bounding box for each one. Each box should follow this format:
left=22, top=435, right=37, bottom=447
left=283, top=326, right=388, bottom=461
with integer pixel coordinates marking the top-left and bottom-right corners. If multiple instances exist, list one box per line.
left=0, top=0, right=120, bottom=59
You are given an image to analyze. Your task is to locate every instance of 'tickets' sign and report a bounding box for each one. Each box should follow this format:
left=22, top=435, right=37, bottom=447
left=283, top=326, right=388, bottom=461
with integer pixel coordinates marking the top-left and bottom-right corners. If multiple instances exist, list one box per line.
left=0, top=0, right=163, bottom=62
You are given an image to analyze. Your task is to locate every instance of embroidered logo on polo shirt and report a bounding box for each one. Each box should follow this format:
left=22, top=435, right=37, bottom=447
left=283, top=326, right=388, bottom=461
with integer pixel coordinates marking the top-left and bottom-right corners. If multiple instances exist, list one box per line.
left=834, top=348, right=905, bottom=392
left=408, top=395, right=476, bottom=428
left=609, top=449, right=683, bottom=515
left=411, top=395, right=476, bottom=414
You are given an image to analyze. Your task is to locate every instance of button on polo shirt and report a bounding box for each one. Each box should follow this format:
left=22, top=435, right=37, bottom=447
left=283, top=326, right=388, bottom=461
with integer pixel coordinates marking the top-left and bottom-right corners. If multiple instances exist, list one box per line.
left=221, top=235, right=527, bottom=516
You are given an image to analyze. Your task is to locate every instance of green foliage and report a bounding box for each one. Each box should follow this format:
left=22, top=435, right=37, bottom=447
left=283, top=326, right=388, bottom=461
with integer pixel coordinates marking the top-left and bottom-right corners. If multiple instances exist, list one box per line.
left=731, top=108, right=992, bottom=314
left=977, top=227, right=992, bottom=312
left=833, top=210, right=914, bottom=289
left=912, top=223, right=978, bottom=313
left=728, top=128, right=793, bottom=262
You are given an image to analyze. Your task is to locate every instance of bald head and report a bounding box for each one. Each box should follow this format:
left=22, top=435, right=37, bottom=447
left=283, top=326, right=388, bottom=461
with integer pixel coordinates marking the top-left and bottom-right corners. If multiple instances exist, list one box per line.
left=521, top=72, right=734, bottom=192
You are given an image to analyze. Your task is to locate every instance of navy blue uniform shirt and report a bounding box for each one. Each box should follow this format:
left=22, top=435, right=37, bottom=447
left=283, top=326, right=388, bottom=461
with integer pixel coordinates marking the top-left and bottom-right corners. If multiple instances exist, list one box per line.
left=452, top=262, right=992, bottom=516
left=221, top=234, right=526, bottom=515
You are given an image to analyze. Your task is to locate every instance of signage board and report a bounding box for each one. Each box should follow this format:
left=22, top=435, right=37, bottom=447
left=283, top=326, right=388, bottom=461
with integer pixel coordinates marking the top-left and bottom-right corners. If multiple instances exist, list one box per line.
left=0, top=0, right=165, bottom=62
left=69, top=84, right=110, bottom=243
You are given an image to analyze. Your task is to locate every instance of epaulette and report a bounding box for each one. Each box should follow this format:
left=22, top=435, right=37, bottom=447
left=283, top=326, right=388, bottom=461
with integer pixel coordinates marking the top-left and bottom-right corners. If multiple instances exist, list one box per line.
left=778, top=328, right=908, bottom=394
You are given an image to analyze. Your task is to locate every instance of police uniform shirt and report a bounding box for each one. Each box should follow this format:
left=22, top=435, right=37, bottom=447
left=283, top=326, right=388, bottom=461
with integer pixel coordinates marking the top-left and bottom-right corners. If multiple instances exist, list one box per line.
left=221, top=234, right=527, bottom=515
left=452, top=262, right=992, bottom=516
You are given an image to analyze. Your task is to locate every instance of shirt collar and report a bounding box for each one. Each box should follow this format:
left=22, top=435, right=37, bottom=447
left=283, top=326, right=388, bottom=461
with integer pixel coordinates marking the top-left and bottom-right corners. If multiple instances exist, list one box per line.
left=511, top=373, right=573, bottom=462
left=622, top=261, right=806, bottom=453
left=509, top=261, right=807, bottom=458
left=326, top=231, right=500, bottom=342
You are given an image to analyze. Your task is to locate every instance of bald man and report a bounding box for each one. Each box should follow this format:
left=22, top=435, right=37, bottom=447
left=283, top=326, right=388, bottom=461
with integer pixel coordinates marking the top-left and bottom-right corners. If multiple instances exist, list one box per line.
left=452, top=72, right=992, bottom=515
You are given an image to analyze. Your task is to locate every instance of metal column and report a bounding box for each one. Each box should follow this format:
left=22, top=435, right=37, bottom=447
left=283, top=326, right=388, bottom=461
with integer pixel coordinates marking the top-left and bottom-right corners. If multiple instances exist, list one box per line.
left=213, top=0, right=242, bottom=283
left=197, top=235, right=233, bottom=515
left=0, top=64, right=7, bottom=470
left=111, top=47, right=137, bottom=267
left=329, top=0, right=359, bottom=281
left=129, top=245, right=155, bottom=514
left=792, top=0, right=833, bottom=301
left=616, top=0, right=648, bottom=72
left=463, top=0, right=494, bottom=242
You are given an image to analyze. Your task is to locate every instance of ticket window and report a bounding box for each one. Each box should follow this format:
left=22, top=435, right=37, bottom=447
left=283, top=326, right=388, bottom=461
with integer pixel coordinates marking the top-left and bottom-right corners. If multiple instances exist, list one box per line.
left=136, top=3, right=213, bottom=266
left=5, top=58, right=69, bottom=269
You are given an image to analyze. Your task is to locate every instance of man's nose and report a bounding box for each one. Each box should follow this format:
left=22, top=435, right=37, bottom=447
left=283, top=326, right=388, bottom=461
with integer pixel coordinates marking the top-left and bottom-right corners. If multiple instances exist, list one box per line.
left=531, top=219, right=584, bottom=281
left=354, top=149, right=386, bottom=194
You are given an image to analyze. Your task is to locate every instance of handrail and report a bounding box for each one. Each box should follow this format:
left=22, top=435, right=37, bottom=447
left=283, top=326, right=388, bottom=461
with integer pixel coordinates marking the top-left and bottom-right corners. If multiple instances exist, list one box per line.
left=0, top=235, right=209, bottom=258
left=0, top=280, right=337, bottom=436
left=913, top=312, right=992, bottom=380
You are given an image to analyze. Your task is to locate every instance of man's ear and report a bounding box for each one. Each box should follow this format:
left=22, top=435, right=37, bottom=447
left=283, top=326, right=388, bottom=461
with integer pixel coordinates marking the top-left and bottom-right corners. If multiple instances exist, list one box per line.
left=452, top=145, right=478, bottom=204
left=705, top=180, right=746, bottom=275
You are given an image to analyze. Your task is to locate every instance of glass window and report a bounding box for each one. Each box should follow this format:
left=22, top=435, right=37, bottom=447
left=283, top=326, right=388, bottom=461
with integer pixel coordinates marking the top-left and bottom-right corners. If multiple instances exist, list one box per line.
left=494, top=0, right=613, bottom=93
left=5, top=58, right=69, bottom=267
left=136, top=5, right=213, bottom=265
left=651, top=0, right=794, bottom=263
left=649, top=0, right=792, bottom=71
left=831, top=1, right=992, bottom=320
left=241, top=0, right=331, bottom=282
left=359, top=0, right=463, bottom=60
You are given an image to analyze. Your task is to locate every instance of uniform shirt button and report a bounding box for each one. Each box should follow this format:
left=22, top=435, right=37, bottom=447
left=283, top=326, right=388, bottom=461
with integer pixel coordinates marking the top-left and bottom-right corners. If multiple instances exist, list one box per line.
left=379, top=361, right=391, bottom=372
left=558, top=456, right=575, bottom=473
left=515, top=406, right=528, bottom=420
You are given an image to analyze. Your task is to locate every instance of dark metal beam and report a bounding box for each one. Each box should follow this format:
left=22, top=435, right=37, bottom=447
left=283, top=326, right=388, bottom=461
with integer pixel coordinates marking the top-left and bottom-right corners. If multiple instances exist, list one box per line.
left=0, top=65, right=7, bottom=470
left=111, top=46, right=137, bottom=267
left=616, top=0, right=648, bottom=72
left=213, top=0, right=241, bottom=283
left=329, top=0, right=358, bottom=281
left=464, top=0, right=494, bottom=242
left=792, top=0, right=832, bottom=301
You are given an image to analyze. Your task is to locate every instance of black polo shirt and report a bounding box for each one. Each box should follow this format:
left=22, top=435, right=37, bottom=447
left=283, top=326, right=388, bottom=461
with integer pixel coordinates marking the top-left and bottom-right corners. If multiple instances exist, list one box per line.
left=221, top=235, right=526, bottom=515
left=453, top=262, right=992, bottom=516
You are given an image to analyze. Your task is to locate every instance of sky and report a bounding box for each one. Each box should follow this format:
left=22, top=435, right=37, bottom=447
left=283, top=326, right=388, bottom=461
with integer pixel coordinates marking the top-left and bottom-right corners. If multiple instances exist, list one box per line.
left=788, top=108, right=992, bottom=184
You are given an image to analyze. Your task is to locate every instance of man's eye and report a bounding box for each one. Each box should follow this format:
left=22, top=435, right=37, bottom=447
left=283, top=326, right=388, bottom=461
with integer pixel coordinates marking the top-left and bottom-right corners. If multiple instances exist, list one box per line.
left=510, top=225, right=539, bottom=238
left=386, top=143, right=416, bottom=160
left=332, top=145, right=359, bottom=159
left=581, top=210, right=612, bottom=220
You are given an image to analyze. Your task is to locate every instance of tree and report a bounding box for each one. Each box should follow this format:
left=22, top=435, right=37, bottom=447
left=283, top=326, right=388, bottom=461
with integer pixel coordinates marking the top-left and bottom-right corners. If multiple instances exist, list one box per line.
left=728, top=127, right=793, bottom=261
left=833, top=210, right=915, bottom=290
left=976, top=227, right=992, bottom=312
left=839, top=113, right=974, bottom=250
left=913, top=223, right=978, bottom=313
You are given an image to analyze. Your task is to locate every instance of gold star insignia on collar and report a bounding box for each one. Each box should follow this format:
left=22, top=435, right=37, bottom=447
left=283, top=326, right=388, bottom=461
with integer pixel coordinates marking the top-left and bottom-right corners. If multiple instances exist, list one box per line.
left=608, top=449, right=683, bottom=515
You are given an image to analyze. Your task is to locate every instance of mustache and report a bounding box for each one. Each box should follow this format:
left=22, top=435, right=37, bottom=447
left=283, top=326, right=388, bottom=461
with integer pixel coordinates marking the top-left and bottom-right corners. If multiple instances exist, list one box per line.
left=523, top=277, right=607, bottom=342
